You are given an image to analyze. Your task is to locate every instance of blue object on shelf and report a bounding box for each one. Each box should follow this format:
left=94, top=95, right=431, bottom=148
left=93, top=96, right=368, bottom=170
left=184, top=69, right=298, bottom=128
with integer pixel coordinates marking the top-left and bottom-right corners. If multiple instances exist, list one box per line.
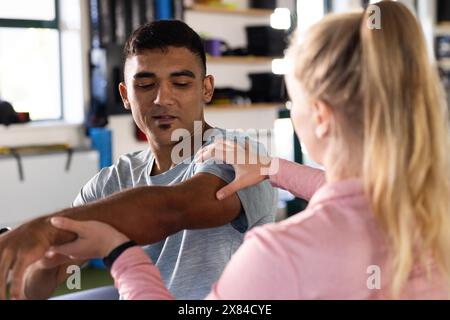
left=90, top=258, right=106, bottom=269
left=89, top=128, right=113, bottom=169
left=88, top=128, right=113, bottom=269
left=155, top=0, right=173, bottom=20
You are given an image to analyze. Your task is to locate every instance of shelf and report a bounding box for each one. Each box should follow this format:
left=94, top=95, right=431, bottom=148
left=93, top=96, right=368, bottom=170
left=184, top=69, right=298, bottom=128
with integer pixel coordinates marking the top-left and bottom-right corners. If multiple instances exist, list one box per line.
left=438, top=59, right=450, bottom=70
left=206, top=103, right=284, bottom=110
left=186, top=4, right=273, bottom=17
left=435, top=23, right=450, bottom=35
left=437, top=22, right=450, bottom=28
left=207, top=56, right=278, bottom=64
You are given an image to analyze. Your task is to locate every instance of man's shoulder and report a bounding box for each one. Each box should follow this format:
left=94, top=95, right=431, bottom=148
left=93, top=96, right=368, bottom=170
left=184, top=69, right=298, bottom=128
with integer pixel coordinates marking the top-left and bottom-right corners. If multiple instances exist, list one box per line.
left=116, top=148, right=152, bottom=165
left=203, top=128, right=267, bottom=151
left=109, top=149, right=150, bottom=172
left=95, top=149, right=151, bottom=186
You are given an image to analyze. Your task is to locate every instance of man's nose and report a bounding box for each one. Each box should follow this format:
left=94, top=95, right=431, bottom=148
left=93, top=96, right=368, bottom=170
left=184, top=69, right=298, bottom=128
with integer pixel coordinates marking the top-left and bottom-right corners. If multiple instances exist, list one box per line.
left=153, top=83, right=175, bottom=107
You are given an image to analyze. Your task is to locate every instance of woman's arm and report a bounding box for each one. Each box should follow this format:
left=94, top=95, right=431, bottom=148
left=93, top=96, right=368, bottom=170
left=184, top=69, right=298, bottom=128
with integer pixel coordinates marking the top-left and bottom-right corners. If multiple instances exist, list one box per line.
left=111, top=247, right=174, bottom=300
left=269, top=158, right=325, bottom=201
left=111, top=227, right=296, bottom=300
left=198, top=139, right=326, bottom=202
left=49, top=217, right=295, bottom=300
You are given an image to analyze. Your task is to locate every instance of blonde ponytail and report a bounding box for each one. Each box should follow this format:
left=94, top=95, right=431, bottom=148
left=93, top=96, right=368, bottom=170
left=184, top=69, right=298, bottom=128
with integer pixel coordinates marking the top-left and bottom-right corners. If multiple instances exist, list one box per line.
left=292, top=0, right=450, bottom=298
left=360, top=1, right=450, bottom=297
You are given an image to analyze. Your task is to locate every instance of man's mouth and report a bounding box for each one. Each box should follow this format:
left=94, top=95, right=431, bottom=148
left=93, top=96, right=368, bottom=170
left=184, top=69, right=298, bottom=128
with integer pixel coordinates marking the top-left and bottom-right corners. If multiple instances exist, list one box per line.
left=152, top=115, right=178, bottom=125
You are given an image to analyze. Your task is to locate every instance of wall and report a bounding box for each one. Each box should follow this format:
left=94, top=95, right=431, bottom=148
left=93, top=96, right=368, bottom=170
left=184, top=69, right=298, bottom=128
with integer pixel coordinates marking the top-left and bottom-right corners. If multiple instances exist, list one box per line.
left=107, top=114, right=147, bottom=162
left=0, top=122, right=85, bottom=148
left=0, top=150, right=99, bottom=227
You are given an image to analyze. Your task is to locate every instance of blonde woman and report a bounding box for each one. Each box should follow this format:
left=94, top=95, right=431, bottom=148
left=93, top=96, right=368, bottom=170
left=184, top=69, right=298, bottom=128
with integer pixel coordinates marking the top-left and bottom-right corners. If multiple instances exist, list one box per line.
left=47, top=1, right=449, bottom=299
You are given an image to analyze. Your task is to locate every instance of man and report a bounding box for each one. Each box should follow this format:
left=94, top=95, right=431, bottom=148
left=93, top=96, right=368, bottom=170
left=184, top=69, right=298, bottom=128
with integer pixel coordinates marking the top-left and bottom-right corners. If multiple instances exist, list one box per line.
left=0, top=20, right=276, bottom=300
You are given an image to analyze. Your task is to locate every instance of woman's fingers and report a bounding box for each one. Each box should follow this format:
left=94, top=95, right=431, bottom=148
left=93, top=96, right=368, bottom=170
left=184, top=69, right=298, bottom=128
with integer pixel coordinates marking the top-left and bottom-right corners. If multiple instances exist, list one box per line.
left=47, top=241, right=87, bottom=260
left=216, top=179, right=245, bottom=200
left=50, top=217, right=85, bottom=236
left=38, top=253, right=72, bottom=269
left=199, top=141, right=249, bottom=165
left=196, top=144, right=232, bottom=164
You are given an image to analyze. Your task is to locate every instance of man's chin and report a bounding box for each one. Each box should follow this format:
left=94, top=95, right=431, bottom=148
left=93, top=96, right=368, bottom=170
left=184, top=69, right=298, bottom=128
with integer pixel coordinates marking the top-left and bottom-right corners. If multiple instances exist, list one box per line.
left=147, top=123, right=197, bottom=147
left=148, top=128, right=179, bottom=146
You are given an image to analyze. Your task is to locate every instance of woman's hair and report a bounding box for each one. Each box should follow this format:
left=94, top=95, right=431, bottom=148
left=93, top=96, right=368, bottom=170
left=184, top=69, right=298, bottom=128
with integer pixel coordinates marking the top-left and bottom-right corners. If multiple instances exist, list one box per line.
left=292, top=1, right=450, bottom=298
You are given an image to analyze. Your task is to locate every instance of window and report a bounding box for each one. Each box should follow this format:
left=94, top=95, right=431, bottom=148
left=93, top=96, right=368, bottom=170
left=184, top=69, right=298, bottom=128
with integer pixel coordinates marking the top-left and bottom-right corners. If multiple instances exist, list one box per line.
left=0, top=0, right=62, bottom=121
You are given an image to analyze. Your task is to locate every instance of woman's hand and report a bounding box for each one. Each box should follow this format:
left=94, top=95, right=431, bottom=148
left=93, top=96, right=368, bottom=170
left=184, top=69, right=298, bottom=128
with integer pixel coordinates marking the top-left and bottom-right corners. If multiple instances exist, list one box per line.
left=46, top=217, right=130, bottom=260
left=197, top=138, right=276, bottom=200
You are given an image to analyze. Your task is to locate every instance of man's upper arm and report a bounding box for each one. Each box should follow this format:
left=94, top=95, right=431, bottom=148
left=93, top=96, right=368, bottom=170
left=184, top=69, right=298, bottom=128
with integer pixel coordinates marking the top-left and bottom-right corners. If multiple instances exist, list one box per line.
left=172, top=173, right=242, bottom=230
left=192, top=135, right=276, bottom=230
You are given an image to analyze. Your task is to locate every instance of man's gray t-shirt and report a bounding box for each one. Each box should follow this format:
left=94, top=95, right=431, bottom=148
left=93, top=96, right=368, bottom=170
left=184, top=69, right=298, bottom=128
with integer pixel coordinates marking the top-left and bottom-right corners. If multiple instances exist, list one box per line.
left=73, top=129, right=276, bottom=299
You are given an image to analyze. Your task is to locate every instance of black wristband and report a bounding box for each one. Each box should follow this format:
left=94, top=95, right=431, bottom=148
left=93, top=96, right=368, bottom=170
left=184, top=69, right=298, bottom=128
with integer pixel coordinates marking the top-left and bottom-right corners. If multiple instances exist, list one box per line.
left=103, top=240, right=137, bottom=270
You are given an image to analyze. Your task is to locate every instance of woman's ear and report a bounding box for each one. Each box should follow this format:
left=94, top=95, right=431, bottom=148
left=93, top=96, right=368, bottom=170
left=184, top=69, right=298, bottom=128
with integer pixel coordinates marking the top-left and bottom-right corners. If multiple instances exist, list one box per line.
left=313, top=100, right=333, bottom=139
left=203, top=75, right=215, bottom=104
left=119, top=82, right=131, bottom=110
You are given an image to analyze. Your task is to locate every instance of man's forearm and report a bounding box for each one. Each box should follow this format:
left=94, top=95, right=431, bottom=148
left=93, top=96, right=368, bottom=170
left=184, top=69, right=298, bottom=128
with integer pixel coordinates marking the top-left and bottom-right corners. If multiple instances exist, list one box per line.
left=25, top=184, right=190, bottom=299
left=47, top=185, right=184, bottom=246
left=40, top=173, right=240, bottom=248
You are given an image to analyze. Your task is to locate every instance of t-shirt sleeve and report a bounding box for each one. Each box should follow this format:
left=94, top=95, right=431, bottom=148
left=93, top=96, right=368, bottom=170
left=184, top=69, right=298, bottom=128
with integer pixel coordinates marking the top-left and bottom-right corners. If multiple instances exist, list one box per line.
left=72, top=166, right=115, bottom=207
left=72, top=174, right=99, bottom=207
left=193, top=139, right=276, bottom=232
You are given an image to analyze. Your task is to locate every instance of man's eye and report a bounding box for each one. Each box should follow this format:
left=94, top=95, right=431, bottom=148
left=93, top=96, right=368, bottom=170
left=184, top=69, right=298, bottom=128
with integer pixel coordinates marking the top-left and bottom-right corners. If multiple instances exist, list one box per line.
left=174, top=83, right=189, bottom=87
left=137, top=83, right=155, bottom=88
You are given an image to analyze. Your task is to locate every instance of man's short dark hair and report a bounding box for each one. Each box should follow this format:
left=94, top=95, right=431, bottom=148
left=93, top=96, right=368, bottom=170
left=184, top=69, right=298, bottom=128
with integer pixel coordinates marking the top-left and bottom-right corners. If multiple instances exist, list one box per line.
left=123, top=20, right=206, bottom=75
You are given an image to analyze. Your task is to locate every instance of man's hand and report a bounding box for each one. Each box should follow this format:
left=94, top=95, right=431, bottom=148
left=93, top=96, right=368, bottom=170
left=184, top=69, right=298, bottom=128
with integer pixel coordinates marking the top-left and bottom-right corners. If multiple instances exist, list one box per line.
left=0, top=217, right=76, bottom=300
left=24, top=253, right=75, bottom=300
left=23, top=217, right=129, bottom=300
left=47, top=217, right=130, bottom=259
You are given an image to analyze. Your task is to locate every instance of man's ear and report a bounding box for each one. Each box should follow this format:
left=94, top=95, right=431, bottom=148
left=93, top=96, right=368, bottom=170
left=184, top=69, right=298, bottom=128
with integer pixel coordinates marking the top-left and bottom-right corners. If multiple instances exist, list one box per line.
left=203, top=75, right=215, bottom=104
left=119, top=82, right=131, bottom=110
left=312, top=100, right=333, bottom=139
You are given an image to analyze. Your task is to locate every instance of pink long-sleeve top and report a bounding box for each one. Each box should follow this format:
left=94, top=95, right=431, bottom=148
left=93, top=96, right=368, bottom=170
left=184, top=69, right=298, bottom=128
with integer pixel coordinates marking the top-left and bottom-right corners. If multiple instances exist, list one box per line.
left=111, top=158, right=447, bottom=300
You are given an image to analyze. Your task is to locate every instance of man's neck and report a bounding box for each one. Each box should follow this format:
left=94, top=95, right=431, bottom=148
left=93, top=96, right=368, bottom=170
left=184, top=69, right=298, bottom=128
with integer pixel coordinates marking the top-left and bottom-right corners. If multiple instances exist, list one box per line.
left=149, top=122, right=213, bottom=176
left=150, top=144, right=174, bottom=175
